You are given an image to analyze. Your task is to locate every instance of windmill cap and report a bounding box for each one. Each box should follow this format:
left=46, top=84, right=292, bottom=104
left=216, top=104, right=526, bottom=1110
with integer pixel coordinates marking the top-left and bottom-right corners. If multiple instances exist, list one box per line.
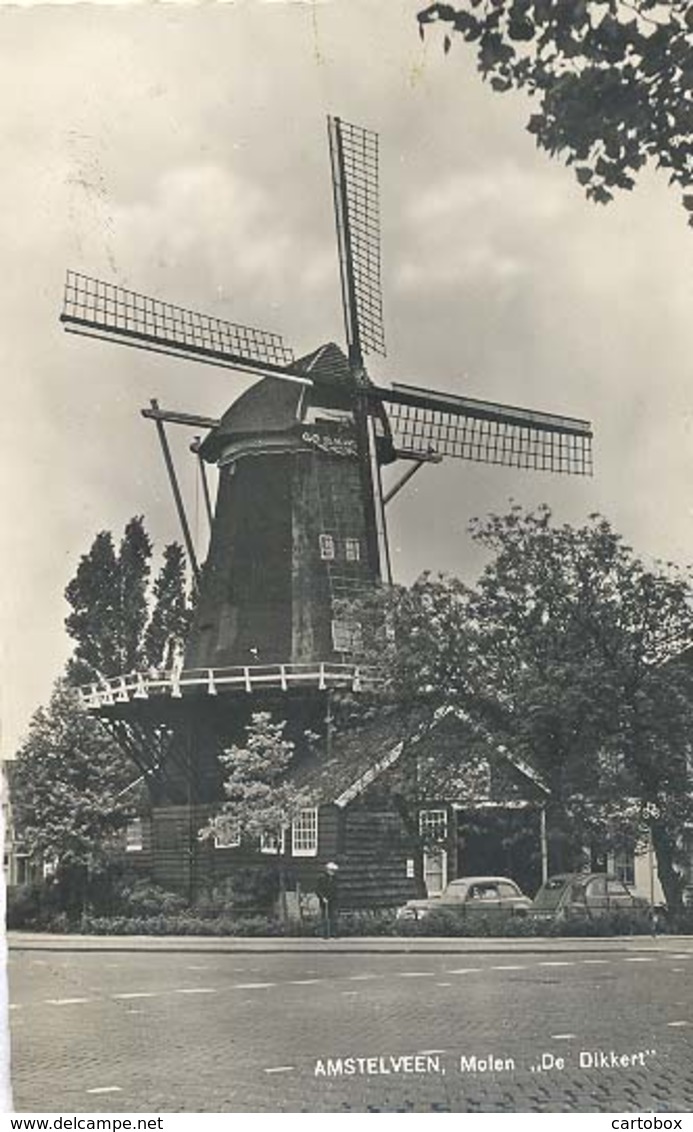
left=325, top=861, right=339, bottom=872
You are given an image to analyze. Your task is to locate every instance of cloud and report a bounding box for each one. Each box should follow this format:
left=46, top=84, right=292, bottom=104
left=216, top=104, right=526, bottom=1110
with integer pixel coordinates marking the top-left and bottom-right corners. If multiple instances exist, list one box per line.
left=394, top=163, right=570, bottom=291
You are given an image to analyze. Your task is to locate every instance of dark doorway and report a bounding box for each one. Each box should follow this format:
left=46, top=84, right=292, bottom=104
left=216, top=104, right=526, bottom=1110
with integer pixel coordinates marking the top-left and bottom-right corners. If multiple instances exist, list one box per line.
left=455, top=806, right=543, bottom=898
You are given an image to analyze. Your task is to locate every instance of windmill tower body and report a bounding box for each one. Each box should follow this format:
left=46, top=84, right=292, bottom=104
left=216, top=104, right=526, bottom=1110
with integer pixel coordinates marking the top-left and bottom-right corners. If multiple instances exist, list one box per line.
left=185, top=343, right=392, bottom=672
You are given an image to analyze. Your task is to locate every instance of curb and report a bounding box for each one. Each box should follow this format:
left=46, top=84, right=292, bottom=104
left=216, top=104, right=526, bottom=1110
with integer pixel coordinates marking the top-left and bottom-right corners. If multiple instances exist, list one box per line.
left=8, top=932, right=693, bottom=956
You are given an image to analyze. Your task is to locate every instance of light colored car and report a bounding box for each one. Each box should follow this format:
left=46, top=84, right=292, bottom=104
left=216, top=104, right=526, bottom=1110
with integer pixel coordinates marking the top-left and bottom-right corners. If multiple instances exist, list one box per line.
left=529, top=872, right=649, bottom=923
left=396, top=875, right=532, bottom=922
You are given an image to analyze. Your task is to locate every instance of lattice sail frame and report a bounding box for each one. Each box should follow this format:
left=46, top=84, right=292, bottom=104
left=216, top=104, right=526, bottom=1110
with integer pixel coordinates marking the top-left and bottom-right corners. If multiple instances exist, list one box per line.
left=328, top=117, right=386, bottom=360
left=61, top=270, right=297, bottom=377
left=377, top=384, right=593, bottom=476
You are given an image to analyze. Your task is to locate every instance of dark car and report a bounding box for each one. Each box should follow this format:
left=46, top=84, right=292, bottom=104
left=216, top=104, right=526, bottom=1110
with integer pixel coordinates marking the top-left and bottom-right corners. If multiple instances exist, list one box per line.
left=396, top=875, right=532, bottom=922
left=530, top=872, right=649, bottom=923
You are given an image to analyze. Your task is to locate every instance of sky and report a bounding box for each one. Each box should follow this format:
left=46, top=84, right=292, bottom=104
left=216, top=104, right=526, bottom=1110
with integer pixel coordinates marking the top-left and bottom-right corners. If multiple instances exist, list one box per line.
left=2, top=0, right=693, bottom=758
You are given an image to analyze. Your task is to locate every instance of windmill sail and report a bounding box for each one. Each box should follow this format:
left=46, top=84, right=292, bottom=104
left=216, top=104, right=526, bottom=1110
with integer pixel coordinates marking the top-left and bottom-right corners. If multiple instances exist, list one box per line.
left=60, top=270, right=309, bottom=384
left=374, top=382, right=593, bottom=476
left=328, top=117, right=386, bottom=365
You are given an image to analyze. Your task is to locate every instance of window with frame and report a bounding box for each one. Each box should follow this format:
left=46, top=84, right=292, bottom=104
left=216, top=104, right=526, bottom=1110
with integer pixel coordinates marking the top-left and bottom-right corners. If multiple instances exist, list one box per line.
left=125, top=818, right=144, bottom=853
left=419, top=808, right=448, bottom=843
left=345, top=538, right=361, bottom=562
left=291, top=808, right=318, bottom=856
left=612, top=849, right=635, bottom=887
left=213, top=821, right=241, bottom=849
left=260, top=829, right=286, bottom=855
left=319, top=533, right=335, bottom=561
left=331, top=619, right=361, bottom=653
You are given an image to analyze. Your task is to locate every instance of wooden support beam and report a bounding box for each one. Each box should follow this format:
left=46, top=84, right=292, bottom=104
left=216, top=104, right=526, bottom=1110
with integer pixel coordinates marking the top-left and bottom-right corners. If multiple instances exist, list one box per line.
left=149, top=398, right=201, bottom=586
left=141, top=406, right=221, bottom=430
left=191, top=436, right=214, bottom=529
left=384, top=460, right=427, bottom=505
left=392, top=447, right=443, bottom=464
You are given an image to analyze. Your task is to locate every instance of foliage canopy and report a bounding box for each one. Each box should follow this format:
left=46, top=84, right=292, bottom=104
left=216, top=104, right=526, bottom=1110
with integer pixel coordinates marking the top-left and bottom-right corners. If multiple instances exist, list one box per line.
left=11, top=683, right=135, bottom=887
left=418, top=1, right=693, bottom=222
left=64, top=516, right=191, bottom=684
left=357, top=505, right=693, bottom=907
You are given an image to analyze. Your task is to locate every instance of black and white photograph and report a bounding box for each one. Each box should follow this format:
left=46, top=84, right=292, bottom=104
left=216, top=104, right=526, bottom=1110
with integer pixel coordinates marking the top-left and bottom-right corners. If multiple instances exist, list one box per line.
left=2, top=0, right=693, bottom=1117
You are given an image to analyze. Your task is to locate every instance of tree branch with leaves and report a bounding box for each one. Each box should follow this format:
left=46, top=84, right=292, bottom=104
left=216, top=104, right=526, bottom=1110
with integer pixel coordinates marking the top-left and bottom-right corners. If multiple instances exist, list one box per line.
left=418, top=0, right=693, bottom=222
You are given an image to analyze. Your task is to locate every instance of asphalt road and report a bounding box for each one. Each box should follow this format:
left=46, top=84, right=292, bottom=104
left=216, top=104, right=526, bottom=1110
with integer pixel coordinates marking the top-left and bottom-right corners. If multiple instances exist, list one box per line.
left=8, top=941, right=693, bottom=1113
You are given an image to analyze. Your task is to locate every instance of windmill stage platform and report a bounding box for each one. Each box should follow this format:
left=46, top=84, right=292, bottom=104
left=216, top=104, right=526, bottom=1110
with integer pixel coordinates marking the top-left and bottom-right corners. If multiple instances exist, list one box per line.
left=79, top=661, right=380, bottom=715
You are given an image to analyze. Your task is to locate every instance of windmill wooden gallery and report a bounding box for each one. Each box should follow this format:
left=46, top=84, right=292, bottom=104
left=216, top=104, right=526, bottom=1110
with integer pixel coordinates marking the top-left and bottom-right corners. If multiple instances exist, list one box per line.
left=60, top=117, right=593, bottom=908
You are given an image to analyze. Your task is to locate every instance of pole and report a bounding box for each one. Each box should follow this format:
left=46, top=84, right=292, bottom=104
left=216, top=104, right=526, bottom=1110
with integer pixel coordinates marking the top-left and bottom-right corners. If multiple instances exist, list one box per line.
left=149, top=399, right=200, bottom=586
left=540, top=805, right=548, bottom=885
left=191, top=436, right=214, bottom=530
left=383, top=459, right=426, bottom=505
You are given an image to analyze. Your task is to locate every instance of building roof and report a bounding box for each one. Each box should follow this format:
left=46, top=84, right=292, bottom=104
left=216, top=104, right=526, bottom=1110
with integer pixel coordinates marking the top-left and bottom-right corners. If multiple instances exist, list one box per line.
left=294, top=342, right=355, bottom=392
left=292, top=702, right=550, bottom=808
left=290, top=706, right=415, bottom=806
left=199, top=342, right=356, bottom=462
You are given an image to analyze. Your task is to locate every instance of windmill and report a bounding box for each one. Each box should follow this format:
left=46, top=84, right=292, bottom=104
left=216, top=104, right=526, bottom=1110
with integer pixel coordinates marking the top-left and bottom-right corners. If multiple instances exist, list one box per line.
left=62, top=117, right=592, bottom=690
left=60, top=116, right=593, bottom=872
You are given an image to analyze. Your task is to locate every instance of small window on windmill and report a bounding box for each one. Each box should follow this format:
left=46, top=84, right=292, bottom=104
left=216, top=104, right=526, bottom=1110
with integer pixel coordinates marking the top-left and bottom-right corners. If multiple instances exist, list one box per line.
left=125, top=818, right=144, bottom=853
left=331, top=619, right=361, bottom=654
left=319, top=533, right=336, bottom=560
left=345, top=538, right=361, bottom=562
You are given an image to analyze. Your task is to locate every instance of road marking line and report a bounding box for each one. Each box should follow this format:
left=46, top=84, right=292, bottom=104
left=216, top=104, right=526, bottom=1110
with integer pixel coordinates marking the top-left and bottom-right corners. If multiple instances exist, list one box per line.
left=447, top=968, right=481, bottom=975
left=491, top=964, right=525, bottom=971
left=233, top=982, right=275, bottom=989
left=348, top=974, right=378, bottom=981
left=551, top=1034, right=577, bottom=1040
left=436, top=982, right=452, bottom=987
left=46, top=998, right=92, bottom=1005
left=671, top=954, right=692, bottom=960
left=667, top=1021, right=690, bottom=1028
left=538, top=961, right=574, bottom=967
left=398, top=972, right=436, bottom=978
left=112, top=992, right=157, bottom=1000
left=186, top=965, right=209, bottom=971
left=582, top=959, right=609, bottom=964
left=264, top=1066, right=295, bottom=1074
left=623, top=957, right=654, bottom=963
left=418, top=1049, right=447, bottom=1055
left=86, top=1087, right=121, bottom=1095
left=288, top=979, right=322, bottom=985
left=342, top=991, right=359, bottom=996
left=176, top=988, right=217, bottom=995
left=671, top=968, right=685, bottom=972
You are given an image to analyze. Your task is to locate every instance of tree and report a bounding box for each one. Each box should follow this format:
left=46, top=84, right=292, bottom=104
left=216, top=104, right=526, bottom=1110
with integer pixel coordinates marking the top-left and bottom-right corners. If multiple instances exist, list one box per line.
left=356, top=506, right=693, bottom=909
left=11, top=682, right=136, bottom=913
left=65, top=517, right=191, bottom=683
left=64, top=530, right=122, bottom=684
left=418, top=1, right=693, bottom=223
left=200, top=713, right=318, bottom=920
left=144, top=543, right=191, bottom=670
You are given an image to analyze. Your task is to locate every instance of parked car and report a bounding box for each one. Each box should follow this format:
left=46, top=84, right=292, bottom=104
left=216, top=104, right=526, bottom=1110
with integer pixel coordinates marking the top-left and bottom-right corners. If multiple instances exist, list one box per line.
left=396, top=875, right=532, bottom=922
left=529, top=872, right=649, bottom=923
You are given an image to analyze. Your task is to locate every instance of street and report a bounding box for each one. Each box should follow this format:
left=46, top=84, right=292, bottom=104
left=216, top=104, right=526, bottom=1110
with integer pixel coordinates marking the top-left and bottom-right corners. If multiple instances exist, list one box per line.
left=7, top=938, right=693, bottom=1113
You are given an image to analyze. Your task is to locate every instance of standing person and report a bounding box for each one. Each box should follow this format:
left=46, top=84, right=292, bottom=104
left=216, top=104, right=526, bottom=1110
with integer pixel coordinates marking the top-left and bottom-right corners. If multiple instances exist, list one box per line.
left=315, top=861, right=340, bottom=938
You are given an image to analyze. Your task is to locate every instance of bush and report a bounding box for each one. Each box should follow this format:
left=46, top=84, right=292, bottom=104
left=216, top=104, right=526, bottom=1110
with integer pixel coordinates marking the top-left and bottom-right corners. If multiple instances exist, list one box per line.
left=6, top=881, right=69, bottom=930
left=79, top=912, right=290, bottom=936
left=391, top=907, right=656, bottom=938
left=336, top=909, right=399, bottom=936
left=114, top=879, right=189, bottom=919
